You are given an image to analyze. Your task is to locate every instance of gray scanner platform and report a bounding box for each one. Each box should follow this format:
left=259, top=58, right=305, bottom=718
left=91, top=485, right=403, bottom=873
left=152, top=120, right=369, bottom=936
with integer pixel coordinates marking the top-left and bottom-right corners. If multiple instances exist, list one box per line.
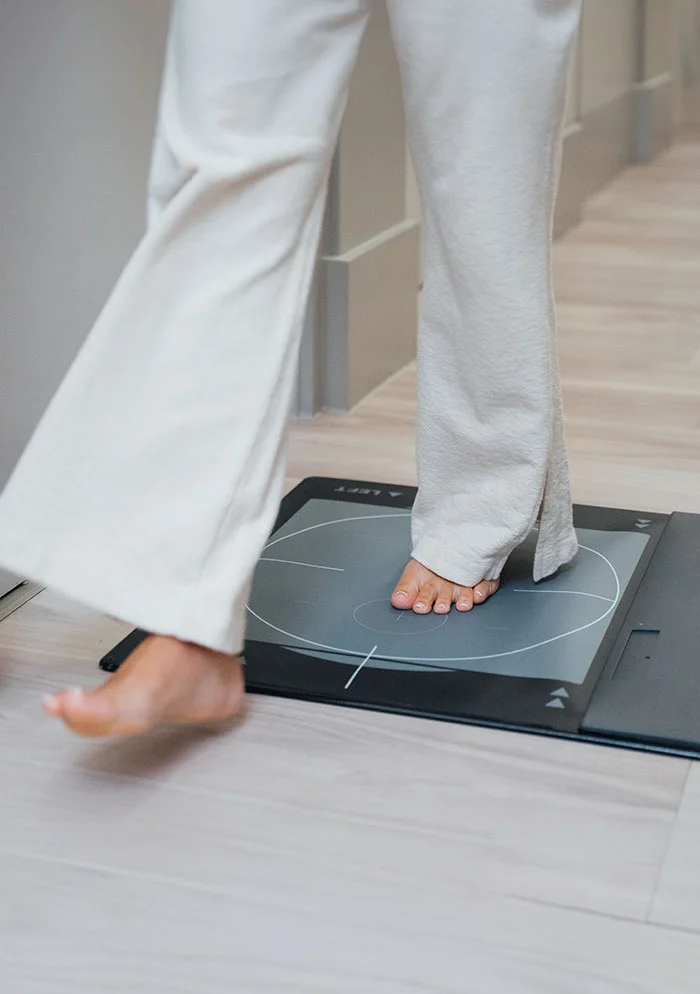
left=100, top=478, right=700, bottom=760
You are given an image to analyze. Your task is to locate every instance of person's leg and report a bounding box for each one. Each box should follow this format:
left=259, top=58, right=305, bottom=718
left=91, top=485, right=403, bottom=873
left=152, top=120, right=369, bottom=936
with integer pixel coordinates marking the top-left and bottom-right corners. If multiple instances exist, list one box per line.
left=0, top=0, right=371, bottom=735
left=388, top=0, right=581, bottom=613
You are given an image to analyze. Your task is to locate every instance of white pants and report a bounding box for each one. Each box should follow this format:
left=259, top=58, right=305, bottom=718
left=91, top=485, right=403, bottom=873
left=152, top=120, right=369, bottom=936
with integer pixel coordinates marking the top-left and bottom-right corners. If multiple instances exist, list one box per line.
left=0, top=0, right=581, bottom=654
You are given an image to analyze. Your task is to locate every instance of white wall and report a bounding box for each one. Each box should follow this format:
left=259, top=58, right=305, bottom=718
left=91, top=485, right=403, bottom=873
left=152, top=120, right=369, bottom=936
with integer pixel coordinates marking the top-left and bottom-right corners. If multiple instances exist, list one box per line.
left=0, top=0, right=171, bottom=488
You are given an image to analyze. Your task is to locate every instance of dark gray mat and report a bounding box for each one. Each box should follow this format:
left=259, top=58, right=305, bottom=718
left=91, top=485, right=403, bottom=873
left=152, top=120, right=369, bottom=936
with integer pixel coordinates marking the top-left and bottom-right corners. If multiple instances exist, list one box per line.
left=246, top=498, right=648, bottom=686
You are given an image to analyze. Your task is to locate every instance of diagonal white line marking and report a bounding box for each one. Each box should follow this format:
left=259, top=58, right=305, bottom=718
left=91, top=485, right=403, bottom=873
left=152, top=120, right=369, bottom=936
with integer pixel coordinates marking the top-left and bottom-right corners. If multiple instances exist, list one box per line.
left=345, top=646, right=379, bottom=690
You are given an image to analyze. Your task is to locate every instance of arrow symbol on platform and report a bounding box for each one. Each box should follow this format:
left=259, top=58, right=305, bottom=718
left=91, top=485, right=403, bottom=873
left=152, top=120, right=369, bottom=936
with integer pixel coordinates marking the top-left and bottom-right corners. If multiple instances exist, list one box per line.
left=388, top=492, right=403, bottom=498
left=546, top=698, right=566, bottom=710
left=635, top=519, right=652, bottom=529
left=550, top=688, right=570, bottom=699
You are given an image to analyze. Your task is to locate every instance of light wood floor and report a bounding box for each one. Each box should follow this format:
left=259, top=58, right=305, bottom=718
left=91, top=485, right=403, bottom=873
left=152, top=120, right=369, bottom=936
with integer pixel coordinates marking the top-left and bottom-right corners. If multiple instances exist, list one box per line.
left=1, top=135, right=700, bottom=992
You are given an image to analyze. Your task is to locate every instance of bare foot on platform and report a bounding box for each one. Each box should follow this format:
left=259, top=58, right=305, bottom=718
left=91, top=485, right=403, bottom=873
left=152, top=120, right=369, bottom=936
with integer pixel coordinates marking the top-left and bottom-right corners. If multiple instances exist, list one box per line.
left=391, top=559, right=500, bottom=614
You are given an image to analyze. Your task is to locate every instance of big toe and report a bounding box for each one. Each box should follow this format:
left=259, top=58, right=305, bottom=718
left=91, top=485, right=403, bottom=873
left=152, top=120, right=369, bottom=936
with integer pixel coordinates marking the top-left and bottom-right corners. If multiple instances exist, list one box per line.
left=391, top=587, right=415, bottom=609
left=44, top=687, right=151, bottom=738
left=391, top=571, right=419, bottom=609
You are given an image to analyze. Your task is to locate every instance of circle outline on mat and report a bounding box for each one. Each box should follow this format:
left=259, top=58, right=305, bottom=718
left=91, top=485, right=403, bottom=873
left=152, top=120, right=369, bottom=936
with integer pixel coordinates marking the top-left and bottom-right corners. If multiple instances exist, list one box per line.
left=247, top=512, right=621, bottom=664
left=353, top=598, right=449, bottom=636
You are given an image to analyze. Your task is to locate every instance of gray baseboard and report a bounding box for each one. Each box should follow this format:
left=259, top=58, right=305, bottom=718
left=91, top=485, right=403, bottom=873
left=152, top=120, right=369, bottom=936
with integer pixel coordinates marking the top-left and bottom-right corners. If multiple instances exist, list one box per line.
left=322, top=219, right=420, bottom=411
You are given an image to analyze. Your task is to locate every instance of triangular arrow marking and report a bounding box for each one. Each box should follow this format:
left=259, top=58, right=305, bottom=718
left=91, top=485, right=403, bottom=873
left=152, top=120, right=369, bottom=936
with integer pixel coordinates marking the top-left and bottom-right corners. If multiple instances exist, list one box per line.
left=388, top=492, right=403, bottom=498
left=550, top=688, right=569, bottom=699
left=546, top=698, right=566, bottom=709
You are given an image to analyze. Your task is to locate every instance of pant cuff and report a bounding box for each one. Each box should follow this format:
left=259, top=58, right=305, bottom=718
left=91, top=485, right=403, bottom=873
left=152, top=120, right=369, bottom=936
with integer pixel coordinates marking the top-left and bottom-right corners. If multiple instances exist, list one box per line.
left=0, top=530, right=246, bottom=656
left=411, top=535, right=509, bottom=588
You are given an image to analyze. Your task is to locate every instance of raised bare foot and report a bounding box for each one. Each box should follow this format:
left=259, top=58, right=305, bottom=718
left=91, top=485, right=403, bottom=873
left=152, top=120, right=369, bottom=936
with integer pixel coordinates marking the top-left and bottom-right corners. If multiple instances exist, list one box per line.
left=43, top=634, right=244, bottom=738
left=391, top=559, right=500, bottom=614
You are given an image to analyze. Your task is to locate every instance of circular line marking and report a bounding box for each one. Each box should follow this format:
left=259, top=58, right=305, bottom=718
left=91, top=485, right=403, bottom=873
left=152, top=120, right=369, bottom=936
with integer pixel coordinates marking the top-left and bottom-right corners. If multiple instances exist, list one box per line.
left=248, top=512, right=622, bottom=665
left=353, top=598, right=449, bottom=636
left=263, top=512, right=411, bottom=552
left=511, top=589, right=616, bottom=603
left=259, top=557, right=344, bottom=572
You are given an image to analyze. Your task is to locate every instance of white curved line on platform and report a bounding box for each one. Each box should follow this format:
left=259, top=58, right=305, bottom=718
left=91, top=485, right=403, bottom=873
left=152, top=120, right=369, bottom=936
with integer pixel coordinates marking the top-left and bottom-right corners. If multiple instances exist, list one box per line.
left=512, top=589, right=615, bottom=603
left=247, top=539, right=621, bottom=664
left=259, top=558, right=344, bottom=572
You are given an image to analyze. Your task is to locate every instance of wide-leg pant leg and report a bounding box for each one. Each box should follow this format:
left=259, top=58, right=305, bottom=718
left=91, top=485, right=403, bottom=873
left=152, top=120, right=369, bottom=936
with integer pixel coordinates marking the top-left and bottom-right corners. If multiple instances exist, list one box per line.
left=388, top=0, right=582, bottom=586
left=0, top=0, right=371, bottom=653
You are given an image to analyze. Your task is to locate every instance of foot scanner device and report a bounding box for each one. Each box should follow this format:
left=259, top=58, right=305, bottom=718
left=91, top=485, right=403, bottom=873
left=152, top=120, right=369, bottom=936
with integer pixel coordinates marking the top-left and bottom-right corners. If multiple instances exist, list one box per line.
left=101, top=478, right=700, bottom=760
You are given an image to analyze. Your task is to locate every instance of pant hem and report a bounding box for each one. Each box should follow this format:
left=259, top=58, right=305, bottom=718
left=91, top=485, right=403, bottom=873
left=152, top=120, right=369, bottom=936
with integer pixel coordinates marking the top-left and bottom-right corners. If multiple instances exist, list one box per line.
left=411, top=537, right=509, bottom=588
left=0, top=531, right=245, bottom=656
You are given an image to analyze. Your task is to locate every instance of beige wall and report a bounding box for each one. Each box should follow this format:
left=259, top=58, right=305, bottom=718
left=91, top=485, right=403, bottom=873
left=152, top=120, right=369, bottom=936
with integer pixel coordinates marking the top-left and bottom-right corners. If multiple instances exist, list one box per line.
left=679, top=0, right=700, bottom=83
left=567, top=1, right=700, bottom=123
left=335, top=2, right=405, bottom=255
left=579, top=0, right=638, bottom=115
left=405, top=155, right=420, bottom=224
left=646, top=0, right=678, bottom=80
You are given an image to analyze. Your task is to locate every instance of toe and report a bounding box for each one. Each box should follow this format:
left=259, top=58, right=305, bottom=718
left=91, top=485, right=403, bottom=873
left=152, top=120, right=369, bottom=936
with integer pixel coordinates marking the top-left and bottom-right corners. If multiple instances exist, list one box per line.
left=456, top=587, right=475, bottom=612
left=391, top=565, right=420, bottom=610
left=43, top=692, right=62, bottom=717
left=473, top=579, right=500, bottom=604
left=414, top=582, right=437, bottom=614
left=43, top=687, right=88, bottom=722
left=46, top=686, right=151, bottom=738
left=391, top=586, right=415, bottom=610
left=433, top=581, right=453, bottom=614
